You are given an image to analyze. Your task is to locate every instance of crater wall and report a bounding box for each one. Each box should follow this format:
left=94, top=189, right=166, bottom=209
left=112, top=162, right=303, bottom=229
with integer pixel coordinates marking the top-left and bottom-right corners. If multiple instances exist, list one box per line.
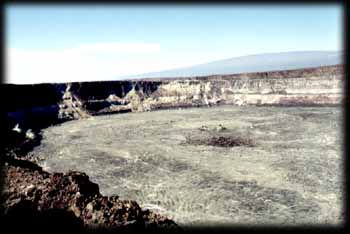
left=2, top=65, right=344, bottom=130
left=59, top=65, right=344, bottom=118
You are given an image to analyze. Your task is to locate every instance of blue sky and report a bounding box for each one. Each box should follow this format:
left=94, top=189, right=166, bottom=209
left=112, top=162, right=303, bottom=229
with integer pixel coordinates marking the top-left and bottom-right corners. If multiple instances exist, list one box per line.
left=6, top=4, right=342, bottom=83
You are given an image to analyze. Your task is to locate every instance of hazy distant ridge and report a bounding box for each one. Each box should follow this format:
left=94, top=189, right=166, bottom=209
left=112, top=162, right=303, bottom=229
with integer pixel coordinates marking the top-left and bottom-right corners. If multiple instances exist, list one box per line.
left=127, top=51, right=342, bottom=79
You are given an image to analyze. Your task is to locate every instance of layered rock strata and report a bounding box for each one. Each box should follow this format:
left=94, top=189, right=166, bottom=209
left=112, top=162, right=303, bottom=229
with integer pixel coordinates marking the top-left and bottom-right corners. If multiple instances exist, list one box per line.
left=3, top=65, right=343, bottom=129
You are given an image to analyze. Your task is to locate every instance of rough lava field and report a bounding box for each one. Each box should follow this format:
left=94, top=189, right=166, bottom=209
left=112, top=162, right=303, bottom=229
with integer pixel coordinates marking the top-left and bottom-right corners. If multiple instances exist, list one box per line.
left=31, top=105, right=344, bottom=227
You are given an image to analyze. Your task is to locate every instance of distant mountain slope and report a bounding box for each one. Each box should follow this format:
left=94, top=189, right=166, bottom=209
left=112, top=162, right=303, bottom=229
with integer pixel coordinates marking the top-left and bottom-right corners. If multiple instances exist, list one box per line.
left=126, top=51, right=342, bottom=79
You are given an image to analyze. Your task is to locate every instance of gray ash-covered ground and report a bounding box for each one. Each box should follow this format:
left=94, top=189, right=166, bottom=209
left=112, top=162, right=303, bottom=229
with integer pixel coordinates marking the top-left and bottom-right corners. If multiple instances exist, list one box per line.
left=31, top=105, right=344, bottom=226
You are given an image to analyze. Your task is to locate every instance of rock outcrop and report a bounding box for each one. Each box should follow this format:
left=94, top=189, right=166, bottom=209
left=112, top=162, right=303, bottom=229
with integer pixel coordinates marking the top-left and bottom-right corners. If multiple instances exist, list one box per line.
left=58, top=83, right=90, bottom=120
left=0, top=158, right=178, bottom=232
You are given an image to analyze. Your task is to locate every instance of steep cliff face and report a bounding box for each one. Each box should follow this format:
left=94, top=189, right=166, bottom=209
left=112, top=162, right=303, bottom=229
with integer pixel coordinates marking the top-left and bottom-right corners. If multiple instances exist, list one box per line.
left=65, top=65, right=343, bottom=117
left=3, top=65, right=344, bottom=128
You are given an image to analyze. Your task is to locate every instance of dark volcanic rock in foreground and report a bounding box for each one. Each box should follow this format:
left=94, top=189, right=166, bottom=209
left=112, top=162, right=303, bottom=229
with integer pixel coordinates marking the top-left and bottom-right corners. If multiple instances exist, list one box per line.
left=0, top=158, right=179, bottom=233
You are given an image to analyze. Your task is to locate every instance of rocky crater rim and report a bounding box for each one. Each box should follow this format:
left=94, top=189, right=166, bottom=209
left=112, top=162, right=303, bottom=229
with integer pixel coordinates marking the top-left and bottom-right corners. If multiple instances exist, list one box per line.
left=1, top=64, right=344, bottom=231
left=3, top=64, right=344, bottom=129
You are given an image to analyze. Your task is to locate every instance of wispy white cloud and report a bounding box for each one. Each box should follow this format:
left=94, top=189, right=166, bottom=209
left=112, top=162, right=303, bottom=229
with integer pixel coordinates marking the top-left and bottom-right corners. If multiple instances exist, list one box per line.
left=6, top=42, right=165, bottom=84
left=6, top=41, right=246, bottom=84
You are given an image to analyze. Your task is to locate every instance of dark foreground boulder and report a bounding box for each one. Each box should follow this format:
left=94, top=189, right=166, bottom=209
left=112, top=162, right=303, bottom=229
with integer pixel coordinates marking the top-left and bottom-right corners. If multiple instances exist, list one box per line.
left=0, top=159, right=180, bottom=233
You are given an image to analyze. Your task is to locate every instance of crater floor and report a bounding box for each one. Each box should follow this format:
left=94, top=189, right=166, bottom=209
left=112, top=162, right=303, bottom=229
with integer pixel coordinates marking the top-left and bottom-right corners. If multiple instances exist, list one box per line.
left=32, top=105, right=344, bottom=226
